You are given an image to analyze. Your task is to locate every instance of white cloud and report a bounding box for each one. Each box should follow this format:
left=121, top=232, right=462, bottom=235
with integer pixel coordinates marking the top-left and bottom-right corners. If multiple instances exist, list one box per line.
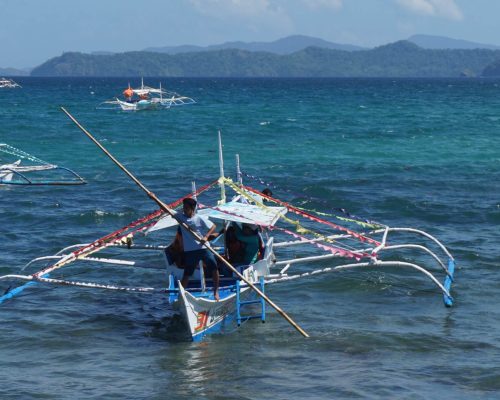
left=301, top=0, right=343, bottom=10
left=187, top=0, right=293, bottom=38
left=188, top=0, right=280, bottom=18
left=396, top=0, right=463, bottom=20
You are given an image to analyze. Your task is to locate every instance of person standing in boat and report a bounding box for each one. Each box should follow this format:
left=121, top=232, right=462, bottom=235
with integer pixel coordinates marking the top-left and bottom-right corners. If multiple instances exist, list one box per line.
left=176, top=198, right=220, bottom=300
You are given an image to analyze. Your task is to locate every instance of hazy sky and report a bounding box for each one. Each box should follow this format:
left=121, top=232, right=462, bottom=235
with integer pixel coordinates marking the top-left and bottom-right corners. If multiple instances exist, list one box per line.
left=2, top=0, right=500, bottom=69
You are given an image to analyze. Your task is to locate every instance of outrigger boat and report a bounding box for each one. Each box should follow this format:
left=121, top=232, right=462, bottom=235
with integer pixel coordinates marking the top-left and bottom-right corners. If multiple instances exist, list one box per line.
left=0, top=77, right=21, bottom=88
left=0, top=110, right=456, bottom=341
left=98, top=78, right=196, bottom=111
left=0, top=143, right=86, bottom=185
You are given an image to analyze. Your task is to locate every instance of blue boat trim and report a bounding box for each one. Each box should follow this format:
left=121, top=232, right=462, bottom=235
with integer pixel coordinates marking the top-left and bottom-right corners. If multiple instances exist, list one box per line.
left=443, top=259, right=455, bottom=307
left=236, top=277, right=266, bottom=326
left=0, top=281, right=38, bottom=304
left=0, top=273, right=49, bottom=305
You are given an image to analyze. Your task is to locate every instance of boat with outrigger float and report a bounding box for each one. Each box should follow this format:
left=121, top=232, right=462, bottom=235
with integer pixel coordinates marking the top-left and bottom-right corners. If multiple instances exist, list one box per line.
left=0, top=143, right=86, bottom=185
left=97, top=78, right=196, bottom=111
left=0, top=109, right=456, bottom=341
left=0, top=77, right=21, bottom=88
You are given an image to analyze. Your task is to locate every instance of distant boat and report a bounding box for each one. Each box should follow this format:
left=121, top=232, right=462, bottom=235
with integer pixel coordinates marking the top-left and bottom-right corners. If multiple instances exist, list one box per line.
left=0, top=143, right=86, bottom=185
left=98, top=78, right=195, bottom=111
left=0, top=77, right=21, bottom=88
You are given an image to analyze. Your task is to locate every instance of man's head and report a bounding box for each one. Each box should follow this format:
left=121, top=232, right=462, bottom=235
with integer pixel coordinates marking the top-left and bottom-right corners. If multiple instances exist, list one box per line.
left=242, top=223, right=258, bottom=235
left=182, top=198, right=197, bottom=217
left=262, top=188, right=273, bottom=197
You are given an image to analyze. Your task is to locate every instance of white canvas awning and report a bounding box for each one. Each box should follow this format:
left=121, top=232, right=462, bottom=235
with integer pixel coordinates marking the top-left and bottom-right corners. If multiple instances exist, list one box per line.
left=146, top=201, right=287, bottom=234
left=133, top=87, right=164, bottom=96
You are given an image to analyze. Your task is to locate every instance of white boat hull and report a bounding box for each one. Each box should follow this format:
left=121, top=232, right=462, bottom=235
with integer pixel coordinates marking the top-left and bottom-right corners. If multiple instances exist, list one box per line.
left=167, top=238, right=274, bottom=341
left=177, top=284, right=253, bottom=340
left=117, top=99, right=160, bottom=111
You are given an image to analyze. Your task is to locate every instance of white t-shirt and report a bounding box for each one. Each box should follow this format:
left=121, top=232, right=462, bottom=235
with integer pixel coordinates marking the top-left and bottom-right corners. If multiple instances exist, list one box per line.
left=177, top=213, right=214, bottom=252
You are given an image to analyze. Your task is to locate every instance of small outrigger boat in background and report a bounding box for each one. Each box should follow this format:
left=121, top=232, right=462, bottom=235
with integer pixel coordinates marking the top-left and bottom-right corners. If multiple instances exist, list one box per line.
left=97, top=78, right=195, bottom=111
left=0, top=111, right=456, bottom=341
left=0, top=77, right=21, bottom=88
left=0, top=143, right=86, bottom=185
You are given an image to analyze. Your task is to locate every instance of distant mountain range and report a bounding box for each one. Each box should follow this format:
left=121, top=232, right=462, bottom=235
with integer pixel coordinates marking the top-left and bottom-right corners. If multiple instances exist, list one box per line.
left=5, top=34, right=500, bottom=77
left=30, top=40, right=500, bottom=78
left=0, top=67, right=30, bottom=76
left=482, top=59, right=500, bottom=76
left=144, top=34, right=366, bottom=54
left=143, top=34, right=500, bottom=55
left=407, top=34, right=500, bottom=50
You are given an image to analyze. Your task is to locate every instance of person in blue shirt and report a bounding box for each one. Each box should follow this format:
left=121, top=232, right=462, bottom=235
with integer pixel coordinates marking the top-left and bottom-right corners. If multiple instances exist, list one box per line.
left=229, top=223, right=263, bottom=265
left=237, top=224, right=264, bottom=264
left=177, top=198, right=220, bottom=300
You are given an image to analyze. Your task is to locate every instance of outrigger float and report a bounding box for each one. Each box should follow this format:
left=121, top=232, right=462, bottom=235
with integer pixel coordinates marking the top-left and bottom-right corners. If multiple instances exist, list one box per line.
left=0, top=143, right=86, bottom=185
left=97, top=78, right=196, bottom=111
left=0, top=110, right=456, bottom=341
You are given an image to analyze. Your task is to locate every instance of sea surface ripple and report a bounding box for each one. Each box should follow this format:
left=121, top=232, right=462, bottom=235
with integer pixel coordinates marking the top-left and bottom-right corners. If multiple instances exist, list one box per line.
left=0, top=77, right=499, bottom=399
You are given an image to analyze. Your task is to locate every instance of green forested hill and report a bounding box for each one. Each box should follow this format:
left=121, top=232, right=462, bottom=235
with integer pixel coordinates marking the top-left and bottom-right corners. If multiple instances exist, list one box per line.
left=30, top=41, right=500, bottom=77
left=482, top=59, right=500, bottom=76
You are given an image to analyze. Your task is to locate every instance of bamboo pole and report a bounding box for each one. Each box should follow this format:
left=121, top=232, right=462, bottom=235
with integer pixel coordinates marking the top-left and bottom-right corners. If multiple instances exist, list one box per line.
left=61, top=107, right=309, bottom=338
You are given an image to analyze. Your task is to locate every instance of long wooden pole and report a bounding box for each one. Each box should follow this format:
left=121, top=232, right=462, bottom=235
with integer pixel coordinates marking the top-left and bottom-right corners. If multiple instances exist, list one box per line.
left=61, top=107, right=309, bottom=338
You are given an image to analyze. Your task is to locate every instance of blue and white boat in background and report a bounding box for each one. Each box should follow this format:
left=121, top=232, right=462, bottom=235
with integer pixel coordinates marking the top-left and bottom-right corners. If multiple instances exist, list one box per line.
left=98, top=78, right=195, bottom=111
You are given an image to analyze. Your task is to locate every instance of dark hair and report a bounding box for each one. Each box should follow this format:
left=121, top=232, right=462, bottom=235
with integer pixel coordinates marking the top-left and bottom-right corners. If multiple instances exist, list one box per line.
left=183, top=198, right=197, bottom=209
left=262, top=188, right=273, bottom=197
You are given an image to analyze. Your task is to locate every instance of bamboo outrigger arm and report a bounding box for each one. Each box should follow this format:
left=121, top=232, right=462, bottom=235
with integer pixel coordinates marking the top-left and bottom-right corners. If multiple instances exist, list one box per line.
left=265, top=260, right=452, bottom=300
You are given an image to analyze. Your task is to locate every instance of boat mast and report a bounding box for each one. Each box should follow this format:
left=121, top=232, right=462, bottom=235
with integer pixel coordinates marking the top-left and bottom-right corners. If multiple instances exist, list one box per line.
left=191, top=181, right=197, bottom=201
left=235, top=154, right=243, bottom=186
left=218, top=130, right=226, bottom=204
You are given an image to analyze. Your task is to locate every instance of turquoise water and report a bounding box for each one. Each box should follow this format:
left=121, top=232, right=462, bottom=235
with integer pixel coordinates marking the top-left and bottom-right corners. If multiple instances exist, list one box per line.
left=1, top=77, right=499, bottom=399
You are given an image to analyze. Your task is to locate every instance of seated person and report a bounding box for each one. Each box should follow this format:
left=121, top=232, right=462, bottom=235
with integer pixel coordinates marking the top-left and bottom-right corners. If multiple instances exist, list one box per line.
left=233, top=223, right=264, bottom=265
left=225, top=224, right=245, bottom=264
left=165, top=230, right=184, bottom=268
left=261, top=188, right=273, bottom=198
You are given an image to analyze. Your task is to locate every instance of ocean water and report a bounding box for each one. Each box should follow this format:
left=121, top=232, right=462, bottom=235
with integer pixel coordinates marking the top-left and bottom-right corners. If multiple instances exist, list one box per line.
left=0, top=77, right=499, bottom=399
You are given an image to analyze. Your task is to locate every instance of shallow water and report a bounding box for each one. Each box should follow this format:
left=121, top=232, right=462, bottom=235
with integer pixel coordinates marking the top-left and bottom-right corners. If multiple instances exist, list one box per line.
left=0, top=77, right=499, bottom=399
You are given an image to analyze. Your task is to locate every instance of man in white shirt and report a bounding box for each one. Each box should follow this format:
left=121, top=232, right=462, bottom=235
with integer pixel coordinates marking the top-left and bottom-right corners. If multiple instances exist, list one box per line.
left=177, top=198, right=220, bottom=300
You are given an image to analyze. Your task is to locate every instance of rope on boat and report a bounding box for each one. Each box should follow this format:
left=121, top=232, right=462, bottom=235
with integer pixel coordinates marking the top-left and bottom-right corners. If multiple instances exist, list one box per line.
left=36, top=276, right=161, bottom=293
left=0, top=144, right=52, bottom=165
left=0, top=180, right=220, bottom=303
left=271, top=226, right=369, bottom=261
left=243, top=183, right=381, bottom=245
left=223, top=178, right=380, bottom=247
left=43, top=179, right=219, bottom=269
left=241, top=171, right=385, bottom=228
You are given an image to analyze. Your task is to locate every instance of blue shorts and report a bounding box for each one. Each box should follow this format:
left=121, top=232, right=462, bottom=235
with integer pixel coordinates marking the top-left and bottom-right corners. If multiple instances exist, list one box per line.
left=183, top=249, right=218, bottom=276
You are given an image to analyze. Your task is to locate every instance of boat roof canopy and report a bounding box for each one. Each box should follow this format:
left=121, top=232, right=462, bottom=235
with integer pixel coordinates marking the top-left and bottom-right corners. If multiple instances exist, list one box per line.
left=133, top=87, right=164, bottom=96
left=147, top=201, right=287, bottom=233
